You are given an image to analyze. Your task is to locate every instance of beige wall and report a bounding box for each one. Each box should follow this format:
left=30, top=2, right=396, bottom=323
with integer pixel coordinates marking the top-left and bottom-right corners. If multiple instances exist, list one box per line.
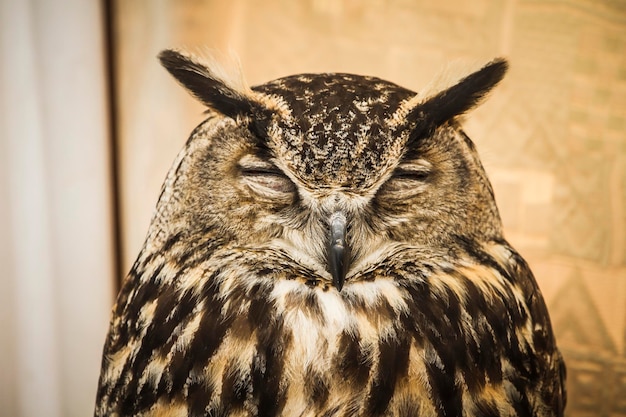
left=1, top=1, right=115, bottom=416
left=112, top=1, right=626, bottom=415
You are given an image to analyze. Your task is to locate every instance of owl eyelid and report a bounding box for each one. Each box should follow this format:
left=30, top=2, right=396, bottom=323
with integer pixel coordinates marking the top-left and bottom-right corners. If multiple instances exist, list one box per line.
left=378, top=160, right=432, bottom=198
left=241, top=174, right=295, bottom=196
left=240, top=166, right=286, bottom=177
left=238, top=157, right=295, bottom=195
left=237, top=154, right=285, bottom=174
left=392, top=161, right=432, bottom=181
left=393, top=169, right=430, bottom=180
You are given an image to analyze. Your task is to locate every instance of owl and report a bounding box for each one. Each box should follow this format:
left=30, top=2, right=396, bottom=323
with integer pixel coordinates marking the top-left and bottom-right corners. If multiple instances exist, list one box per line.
left=95, top=49, right=566, bottom=417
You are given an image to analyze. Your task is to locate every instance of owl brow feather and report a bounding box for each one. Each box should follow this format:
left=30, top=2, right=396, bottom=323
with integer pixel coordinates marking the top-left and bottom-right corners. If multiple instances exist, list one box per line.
left=159, top=49, right=267, bottom=120
left=389, top=58, right=508, bottom=149
left=159, top=49, right=294, bottom=156
left=412, top=58, right=508, bottom=126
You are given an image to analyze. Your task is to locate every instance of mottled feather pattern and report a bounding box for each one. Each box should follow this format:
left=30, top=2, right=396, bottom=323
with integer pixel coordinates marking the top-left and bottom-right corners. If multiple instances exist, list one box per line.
left=95, top=50, right=565, bottom=416
left=98, top=236, right=562, bottom=416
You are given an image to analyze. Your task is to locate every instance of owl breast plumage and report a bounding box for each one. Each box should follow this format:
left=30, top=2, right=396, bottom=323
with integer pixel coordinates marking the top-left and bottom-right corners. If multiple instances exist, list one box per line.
left=95, top=50, right=566, bottom=417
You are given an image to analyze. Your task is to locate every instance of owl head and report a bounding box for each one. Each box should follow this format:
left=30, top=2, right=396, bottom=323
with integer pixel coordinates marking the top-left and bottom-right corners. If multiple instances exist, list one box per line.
left=153, top=50, right=508, bottom=291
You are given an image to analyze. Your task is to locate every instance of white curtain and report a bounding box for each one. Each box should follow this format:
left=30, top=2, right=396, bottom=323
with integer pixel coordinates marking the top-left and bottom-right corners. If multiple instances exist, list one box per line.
left=0, top=1, right=115, bottom=416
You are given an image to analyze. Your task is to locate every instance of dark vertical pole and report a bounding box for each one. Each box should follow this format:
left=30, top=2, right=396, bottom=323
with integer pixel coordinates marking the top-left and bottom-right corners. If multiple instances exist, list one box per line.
left=102, top=0, right=124, bottom=294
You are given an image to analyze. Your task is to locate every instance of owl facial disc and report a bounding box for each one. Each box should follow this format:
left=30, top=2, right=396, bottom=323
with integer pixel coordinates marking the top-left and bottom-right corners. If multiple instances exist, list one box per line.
left=328, top=211, right=349, bottom=291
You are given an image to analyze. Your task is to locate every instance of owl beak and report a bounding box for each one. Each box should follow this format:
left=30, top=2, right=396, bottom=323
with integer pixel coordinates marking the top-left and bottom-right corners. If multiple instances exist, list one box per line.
left=328, top=212, right=349, bottom=291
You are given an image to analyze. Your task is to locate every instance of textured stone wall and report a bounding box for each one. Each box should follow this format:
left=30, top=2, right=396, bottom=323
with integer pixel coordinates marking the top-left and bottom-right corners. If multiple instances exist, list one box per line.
left=112, top=1, right=626, bottom=415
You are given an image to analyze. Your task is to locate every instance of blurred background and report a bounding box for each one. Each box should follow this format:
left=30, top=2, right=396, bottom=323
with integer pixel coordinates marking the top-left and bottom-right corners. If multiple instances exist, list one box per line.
left=1, top=0, right=624, bottom=416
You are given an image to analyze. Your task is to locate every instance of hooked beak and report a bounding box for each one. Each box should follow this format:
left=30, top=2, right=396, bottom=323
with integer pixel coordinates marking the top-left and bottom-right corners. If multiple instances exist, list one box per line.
left=328, top=212, right=350, bottom=291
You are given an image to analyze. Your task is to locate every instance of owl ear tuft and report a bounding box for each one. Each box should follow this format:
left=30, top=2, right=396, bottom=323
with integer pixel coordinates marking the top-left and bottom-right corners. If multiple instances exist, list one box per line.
left=158, top=49, right=256, bottom=118
left=407, top=58, right=508, bottom=134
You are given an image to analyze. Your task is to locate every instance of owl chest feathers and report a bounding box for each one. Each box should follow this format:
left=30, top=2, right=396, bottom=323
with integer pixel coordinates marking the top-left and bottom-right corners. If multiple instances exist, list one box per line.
left=109, top=241, right=541, bottom=416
